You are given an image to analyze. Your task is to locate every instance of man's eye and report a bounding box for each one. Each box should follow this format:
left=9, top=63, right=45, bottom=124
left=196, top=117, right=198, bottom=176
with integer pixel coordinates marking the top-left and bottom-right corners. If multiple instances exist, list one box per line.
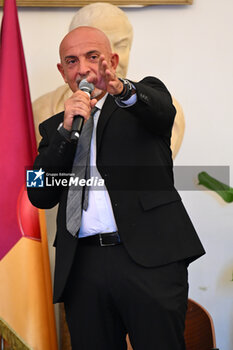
left=66, top=59, right=77, bottom=65
left=90, top=55, right=98, bottom=61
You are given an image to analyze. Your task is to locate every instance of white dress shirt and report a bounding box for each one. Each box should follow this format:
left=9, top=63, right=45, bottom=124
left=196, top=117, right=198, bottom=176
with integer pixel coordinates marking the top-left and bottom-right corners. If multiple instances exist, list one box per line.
left=79, top=92, right=137, bottom=237
left=79, top=94, right=117, bottom=237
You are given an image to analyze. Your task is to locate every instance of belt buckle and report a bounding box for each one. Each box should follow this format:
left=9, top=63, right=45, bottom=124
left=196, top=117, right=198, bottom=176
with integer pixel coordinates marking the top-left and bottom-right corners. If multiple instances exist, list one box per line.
left=99, top=233, right=118, bottom=247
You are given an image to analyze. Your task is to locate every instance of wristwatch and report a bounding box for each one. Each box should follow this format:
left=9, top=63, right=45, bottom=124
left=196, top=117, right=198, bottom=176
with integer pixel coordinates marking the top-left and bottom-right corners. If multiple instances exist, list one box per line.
left=113, top=78, right=136, bottom=101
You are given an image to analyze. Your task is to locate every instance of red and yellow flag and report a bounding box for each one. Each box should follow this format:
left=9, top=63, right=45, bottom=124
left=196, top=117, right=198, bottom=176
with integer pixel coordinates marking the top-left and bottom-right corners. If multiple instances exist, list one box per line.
left=0, top=0, right=58, bottom=348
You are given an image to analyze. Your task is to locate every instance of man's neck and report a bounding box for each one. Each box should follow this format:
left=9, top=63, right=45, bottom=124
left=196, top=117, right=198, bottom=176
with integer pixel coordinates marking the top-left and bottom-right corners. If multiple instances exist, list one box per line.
left=93, top=90, right=106, bottom=101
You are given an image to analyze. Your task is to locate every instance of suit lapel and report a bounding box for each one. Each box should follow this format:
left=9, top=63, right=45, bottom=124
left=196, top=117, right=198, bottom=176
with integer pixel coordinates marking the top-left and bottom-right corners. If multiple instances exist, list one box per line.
left=96, top=94, right=118, bottom=152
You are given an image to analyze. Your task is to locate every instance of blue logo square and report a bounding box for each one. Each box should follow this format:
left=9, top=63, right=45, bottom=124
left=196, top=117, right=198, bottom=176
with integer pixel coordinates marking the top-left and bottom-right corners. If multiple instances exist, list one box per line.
left=26, top=169, right=45, bottom=188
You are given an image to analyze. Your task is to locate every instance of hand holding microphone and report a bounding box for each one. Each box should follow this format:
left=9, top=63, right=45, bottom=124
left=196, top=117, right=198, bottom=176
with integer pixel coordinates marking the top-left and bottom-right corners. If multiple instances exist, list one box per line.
left=70, top=79, right=95, bottom=142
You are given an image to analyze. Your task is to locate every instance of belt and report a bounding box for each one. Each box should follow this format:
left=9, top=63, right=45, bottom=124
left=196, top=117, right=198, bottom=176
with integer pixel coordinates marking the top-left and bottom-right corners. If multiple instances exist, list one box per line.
left=78, top=232, right=121, bottom=247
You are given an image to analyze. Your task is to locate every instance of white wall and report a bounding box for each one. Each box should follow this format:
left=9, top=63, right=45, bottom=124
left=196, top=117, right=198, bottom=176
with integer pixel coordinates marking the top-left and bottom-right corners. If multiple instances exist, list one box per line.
left=1, top=0, right=233, bottom=349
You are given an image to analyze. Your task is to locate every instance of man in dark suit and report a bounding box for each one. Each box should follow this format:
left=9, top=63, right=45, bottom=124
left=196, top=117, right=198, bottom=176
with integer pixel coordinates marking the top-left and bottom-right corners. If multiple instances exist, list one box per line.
left=28, top=26, right=205, bottom=349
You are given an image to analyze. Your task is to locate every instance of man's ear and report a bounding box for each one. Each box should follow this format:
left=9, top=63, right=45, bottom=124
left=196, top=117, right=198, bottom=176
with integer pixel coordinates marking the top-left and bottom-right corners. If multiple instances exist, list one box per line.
left=57, top=63, right=67, bottom=83
left=110, top=53, right=119, bottom=72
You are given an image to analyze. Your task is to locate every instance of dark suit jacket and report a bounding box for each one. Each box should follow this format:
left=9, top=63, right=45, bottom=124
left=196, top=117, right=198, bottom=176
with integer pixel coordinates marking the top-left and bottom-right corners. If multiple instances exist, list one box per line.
left=28, top=77, right=205, bottom=303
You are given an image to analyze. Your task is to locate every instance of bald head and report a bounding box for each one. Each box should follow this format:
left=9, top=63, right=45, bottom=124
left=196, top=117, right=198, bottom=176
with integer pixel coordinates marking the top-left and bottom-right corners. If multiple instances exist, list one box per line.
left=59, top=26, right=112, bottom=62
left=57, top=26, right=119, bottom=94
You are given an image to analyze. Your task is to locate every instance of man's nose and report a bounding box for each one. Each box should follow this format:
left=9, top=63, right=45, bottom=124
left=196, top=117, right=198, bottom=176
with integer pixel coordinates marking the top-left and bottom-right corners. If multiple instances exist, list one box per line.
left=78, top=59, right=90, bottom=76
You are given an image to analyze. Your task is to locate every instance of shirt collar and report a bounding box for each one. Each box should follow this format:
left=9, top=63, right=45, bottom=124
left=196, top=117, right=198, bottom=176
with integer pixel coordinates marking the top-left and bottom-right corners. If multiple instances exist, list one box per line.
left=95, top=93, right=108, bottom=111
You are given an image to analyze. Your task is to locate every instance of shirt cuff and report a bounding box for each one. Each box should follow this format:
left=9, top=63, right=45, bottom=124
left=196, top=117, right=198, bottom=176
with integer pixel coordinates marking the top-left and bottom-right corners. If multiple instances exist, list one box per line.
left=114, top=91, right=137, bottom=108
left=57, top=122, right=71, bottom=141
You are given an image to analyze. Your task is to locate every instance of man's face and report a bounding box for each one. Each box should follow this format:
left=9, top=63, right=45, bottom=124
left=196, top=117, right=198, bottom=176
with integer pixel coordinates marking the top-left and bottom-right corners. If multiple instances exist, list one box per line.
left=57, top=27, right=117, bottom=95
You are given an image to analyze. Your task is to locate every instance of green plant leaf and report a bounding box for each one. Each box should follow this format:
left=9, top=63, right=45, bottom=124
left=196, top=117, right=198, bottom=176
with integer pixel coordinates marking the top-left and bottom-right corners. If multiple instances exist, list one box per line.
left=198, top=171, right=233, bottom=203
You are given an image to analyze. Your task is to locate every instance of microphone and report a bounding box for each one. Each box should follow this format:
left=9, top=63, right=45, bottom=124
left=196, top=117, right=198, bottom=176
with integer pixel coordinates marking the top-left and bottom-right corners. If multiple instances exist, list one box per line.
left=70, top=79, right=94, bottom=142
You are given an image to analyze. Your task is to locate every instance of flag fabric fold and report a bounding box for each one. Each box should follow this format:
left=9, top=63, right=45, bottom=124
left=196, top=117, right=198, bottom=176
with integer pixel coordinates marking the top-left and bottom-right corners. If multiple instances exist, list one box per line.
left=0, top=0, right=58, bottom=348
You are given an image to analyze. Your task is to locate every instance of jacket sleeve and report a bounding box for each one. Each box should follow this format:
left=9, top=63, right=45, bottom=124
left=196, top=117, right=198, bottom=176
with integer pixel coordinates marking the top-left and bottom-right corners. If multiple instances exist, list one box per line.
left=128, top=76, right=176, bottom=135
left=27, top=119, right=76, bottom=209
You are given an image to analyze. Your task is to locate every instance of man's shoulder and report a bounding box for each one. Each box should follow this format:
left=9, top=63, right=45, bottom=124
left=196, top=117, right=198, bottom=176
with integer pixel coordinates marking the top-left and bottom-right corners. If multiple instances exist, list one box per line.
left=139, top=76, right=161, bottom=83
left=130, top=76, right=172, bottom=102
left=135, top=76, right=169, bottom=89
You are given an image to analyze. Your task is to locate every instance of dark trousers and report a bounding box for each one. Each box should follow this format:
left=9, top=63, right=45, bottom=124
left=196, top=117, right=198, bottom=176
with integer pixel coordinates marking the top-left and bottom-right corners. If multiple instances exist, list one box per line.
left=63, top=243, right=188, bottom=350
